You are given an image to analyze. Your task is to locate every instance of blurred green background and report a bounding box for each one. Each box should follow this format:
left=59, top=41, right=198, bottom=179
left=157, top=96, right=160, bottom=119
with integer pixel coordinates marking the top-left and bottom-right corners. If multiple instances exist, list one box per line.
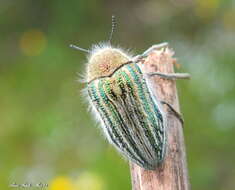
left=1, top=0, right=235, bottom=189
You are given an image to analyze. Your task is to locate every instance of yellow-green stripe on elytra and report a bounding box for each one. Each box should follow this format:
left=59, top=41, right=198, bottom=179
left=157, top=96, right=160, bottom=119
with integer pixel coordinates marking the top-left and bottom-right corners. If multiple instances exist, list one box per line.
left=86, top=46, right=166, bottom=170
left=120, top=65, right=164, bottom=159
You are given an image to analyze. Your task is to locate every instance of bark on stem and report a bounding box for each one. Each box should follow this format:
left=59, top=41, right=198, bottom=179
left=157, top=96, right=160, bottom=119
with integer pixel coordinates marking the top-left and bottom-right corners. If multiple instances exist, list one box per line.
left=130, top=48, right=190, bottom=190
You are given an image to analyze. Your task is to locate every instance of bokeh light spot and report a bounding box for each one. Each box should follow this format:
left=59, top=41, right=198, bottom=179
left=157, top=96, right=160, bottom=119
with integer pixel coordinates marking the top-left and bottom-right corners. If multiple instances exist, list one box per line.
left=49, top=177, right=74, bottom=190
left=195, top=0, right=220, bottom=20
left=19, top=29, right=47, bottom=56
left=223, top=9, right=235, bottom=31
left=75, top=172, right=105, bottom=190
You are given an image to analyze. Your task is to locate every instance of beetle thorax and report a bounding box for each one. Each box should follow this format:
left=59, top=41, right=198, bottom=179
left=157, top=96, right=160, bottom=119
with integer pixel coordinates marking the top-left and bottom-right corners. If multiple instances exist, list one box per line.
left=86, top=48, right=130, bottom=82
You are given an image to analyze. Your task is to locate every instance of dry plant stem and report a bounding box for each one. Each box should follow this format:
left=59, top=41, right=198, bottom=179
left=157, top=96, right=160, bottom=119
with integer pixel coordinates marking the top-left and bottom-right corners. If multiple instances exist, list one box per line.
left=130, top=50, right=190, bottom=190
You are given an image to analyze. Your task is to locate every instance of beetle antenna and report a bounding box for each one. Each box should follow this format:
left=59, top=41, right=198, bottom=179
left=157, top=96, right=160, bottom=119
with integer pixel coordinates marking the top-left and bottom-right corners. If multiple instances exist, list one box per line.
left=108, top=15, right=116, bottom=44
left=70, top=44, right=90, bottom=53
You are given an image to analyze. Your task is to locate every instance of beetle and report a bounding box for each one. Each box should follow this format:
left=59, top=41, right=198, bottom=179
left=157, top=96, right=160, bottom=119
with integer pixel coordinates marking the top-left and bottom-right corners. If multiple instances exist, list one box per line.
left=71, top=16, right=190, bottom=170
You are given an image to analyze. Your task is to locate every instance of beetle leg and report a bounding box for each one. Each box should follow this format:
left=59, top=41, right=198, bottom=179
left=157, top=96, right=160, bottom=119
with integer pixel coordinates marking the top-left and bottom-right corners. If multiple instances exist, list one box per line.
left=142, top=42, right=168, bottom=56
left=147, top=72, right=191, bottom=80
left=133, top=42, right=169, bottom=62
left=160, top=101, right=184, bottom=126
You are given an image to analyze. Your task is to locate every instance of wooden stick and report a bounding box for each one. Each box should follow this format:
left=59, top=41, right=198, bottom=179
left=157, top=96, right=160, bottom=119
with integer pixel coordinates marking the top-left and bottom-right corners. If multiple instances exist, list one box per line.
left=130, top=49, right=190, bottom=190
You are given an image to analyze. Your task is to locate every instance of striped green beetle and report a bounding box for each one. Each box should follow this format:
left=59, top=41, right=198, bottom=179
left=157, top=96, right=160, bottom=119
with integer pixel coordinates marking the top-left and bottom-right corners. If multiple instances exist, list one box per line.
left=71, top=16, right=190, bottom=170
